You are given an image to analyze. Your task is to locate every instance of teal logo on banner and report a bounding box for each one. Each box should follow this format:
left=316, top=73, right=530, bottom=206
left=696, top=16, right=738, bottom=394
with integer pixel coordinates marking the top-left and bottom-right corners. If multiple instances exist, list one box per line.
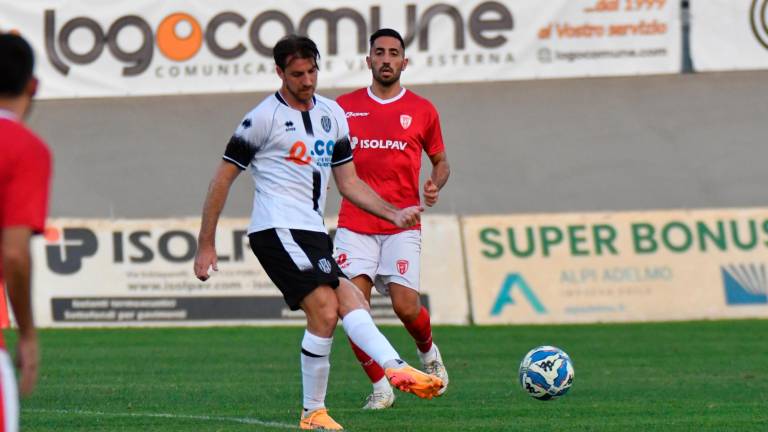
left=491, top=273, right=547, bottom=315
left=722, top=263, right=768, bottom=305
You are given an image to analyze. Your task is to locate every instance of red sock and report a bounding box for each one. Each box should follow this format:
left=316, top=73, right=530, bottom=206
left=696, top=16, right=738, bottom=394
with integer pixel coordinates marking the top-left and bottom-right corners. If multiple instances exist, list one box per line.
left=404, top=306, right=433, bottom=353
left=348, top=337, right=386, bottom=383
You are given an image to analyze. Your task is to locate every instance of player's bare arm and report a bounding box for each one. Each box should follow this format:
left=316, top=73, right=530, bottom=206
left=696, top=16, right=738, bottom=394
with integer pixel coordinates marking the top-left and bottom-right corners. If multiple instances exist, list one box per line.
left=332, top=161, right=423, bottom=228
left=194, top=161, right=241, bottom=281
left=423, top=151, right=450, bottom=207
left=2, top=226, right=38, bottom=396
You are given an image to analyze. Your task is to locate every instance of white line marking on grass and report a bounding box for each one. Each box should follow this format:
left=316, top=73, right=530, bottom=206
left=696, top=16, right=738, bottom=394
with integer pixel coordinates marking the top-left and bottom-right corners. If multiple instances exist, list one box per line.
left=24, top=408, right=297, bottom=429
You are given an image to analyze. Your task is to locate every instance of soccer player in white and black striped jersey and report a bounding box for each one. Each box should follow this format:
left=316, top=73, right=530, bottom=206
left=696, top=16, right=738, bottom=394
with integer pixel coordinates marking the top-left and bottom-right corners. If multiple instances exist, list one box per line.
left=193, top=35, right=443, bottom=431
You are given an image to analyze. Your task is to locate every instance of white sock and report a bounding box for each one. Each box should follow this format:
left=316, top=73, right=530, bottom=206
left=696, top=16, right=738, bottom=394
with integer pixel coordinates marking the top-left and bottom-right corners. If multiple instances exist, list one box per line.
left=372, top=377, right=391, bottom=393
left=342, top=309, right=402, bottom=369
left=301, top=330, right=333, bottom=412
left=418, top=344, right=438, bottom=364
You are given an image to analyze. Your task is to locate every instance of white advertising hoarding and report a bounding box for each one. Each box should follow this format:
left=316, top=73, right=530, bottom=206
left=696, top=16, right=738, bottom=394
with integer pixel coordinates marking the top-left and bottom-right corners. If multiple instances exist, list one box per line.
left=1, top=0, right=680, bottom=99
left=31, top=216, right=469, bottom=327
left=689, top=0, right=768, bottom=71
left=463, top=208, right=768, bottom=325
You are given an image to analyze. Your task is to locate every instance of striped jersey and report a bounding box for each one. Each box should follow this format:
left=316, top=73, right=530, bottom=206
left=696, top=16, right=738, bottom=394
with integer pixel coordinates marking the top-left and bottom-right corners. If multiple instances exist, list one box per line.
left=223, top=92, right=352, bottom=233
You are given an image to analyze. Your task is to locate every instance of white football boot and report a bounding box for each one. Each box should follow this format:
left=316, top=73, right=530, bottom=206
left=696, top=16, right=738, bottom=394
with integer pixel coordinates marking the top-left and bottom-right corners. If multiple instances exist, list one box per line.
left=419, top=344, right=449, bottom=396
left=362, top=386, right=395, bottom=410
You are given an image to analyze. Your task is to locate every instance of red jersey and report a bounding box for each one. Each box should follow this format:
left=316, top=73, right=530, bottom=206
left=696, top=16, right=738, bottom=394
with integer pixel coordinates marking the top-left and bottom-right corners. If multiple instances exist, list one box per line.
left=336, top=88, right=444, bottom=234
left=0, top=111, right=52, bottom=347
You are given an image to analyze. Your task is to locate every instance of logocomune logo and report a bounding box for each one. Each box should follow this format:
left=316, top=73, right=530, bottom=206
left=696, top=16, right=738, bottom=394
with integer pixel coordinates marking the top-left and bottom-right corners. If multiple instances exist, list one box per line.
left=44, top=2, right=513, bottom=76
left=751, top=0, right=768, bottom=50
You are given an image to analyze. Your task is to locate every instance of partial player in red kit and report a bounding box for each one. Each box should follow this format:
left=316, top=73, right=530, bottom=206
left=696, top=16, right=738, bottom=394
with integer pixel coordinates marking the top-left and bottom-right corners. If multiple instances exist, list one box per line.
left=0, top=33, right=52, bottom=432
left=335, top=28, right=451, bottom=409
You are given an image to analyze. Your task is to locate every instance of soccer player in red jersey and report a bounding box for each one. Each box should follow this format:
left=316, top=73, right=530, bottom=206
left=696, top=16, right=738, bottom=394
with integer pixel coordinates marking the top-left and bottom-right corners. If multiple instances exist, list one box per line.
left=335, top=28, right=451, bottom=409
left=0, top=33, right=52, bottom=431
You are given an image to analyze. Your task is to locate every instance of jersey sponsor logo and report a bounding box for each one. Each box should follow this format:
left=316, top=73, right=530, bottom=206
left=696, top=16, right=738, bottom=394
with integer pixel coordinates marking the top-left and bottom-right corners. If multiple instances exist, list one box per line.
left=400, top=114, right=412, bottom=129
left=321, top=115, right=332, bottom=133
left=285, top=139, right=336, bottom=166
left=318, top=258, right=332, bottom=274
left=350, top=136, right=407, bottom=151
left=345, top=112, right=370, bottom=118
left=397, top=259, right=409, bottom=275
left=285, top=120, right=295, bottom=132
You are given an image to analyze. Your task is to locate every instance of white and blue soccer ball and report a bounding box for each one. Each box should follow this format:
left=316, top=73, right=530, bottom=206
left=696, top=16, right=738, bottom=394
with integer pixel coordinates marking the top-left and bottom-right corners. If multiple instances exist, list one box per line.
left=518, top=345, right=574, bottom=400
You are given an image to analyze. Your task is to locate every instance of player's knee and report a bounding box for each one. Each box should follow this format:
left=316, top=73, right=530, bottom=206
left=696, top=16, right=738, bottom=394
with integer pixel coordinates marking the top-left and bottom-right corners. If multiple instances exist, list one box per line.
left=310, top=304, right=339, bottom=334
left=338, top=297, right=370, bottom=317
left=336, top=279, right=371, bottom=316
left=318, top=308, right=338, bottom=328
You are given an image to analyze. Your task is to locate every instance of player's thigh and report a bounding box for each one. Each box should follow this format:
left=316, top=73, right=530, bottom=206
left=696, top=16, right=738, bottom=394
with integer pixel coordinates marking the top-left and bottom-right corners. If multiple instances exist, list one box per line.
left=351, top=274, right=374, bottom=303
left=249, top=228, right=343, bottom=313
left=336, top=277, right=371, bottom=317
left=375, top=229, right=422, bottom=295
left=0, top=350, right=19, bottom=432
left=334, top=228, right=380, bottom=282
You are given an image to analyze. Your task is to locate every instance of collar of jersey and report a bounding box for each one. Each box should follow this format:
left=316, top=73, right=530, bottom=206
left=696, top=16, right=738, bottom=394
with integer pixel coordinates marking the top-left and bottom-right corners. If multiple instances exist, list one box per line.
left=274, top=91, right=317, bottom=112
left=366, top=87, right=406, bottom=105
left=0, top=109, right=19, bottom=122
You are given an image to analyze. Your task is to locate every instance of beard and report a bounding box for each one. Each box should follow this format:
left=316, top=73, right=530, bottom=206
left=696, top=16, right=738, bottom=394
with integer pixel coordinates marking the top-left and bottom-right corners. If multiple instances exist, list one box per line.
left=374, top=67, right=401, bottom=86
left=287, top=85, right=315, bottom=103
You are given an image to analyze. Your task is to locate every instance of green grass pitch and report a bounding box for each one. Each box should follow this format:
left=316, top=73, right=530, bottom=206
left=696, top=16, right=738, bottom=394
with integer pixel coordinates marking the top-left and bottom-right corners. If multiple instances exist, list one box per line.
left=10, top=319, right=768, bottom=431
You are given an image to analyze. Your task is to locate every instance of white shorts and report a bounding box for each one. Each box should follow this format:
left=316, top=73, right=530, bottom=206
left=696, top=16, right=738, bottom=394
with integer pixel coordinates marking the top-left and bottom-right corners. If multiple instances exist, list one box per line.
left=334, top=228, right=421, bottom=296
left=0, top=350, right=19, bottom=432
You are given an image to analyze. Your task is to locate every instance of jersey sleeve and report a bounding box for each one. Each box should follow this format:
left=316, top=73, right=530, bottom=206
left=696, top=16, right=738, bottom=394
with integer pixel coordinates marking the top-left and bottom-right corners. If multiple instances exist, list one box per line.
left=331, top=136, right=353, bottom=167
left=330, top=101, right=353, bottom=167
left=2, top=140, right=51, bottom=233
left=423, top=102, right=446, bottom=156
left=223, top=109, right=270, bottom=170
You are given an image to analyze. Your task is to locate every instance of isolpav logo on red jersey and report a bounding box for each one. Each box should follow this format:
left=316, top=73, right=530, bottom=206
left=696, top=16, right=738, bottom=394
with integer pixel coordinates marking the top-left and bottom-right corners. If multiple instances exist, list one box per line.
left=350, top=136, right=408, bottom=151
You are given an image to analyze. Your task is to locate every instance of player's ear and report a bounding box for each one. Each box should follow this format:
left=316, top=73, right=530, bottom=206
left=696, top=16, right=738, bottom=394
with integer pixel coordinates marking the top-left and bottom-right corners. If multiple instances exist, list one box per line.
left=366, top=55, right=372, bottom=70
left=275, top=65, right=285, bottom=80
left=26, top=77, right=38, bottom=98
left=402, top=57, right=408, bottom=71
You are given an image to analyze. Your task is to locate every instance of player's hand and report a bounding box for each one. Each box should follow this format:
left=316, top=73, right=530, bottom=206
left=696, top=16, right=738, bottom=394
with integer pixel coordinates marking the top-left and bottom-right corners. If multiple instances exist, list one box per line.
left=394, top=205, right=423, bottom=228
left=194, top=244, right=218, bottom=281
left=423, top=179, right=439, bottom=207
left=16, top=332, right=39, bottom=397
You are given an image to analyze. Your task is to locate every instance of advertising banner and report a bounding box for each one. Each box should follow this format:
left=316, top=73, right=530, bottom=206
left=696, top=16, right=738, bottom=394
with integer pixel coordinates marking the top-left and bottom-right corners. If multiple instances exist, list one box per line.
left=31, top=216, right=468, bottom=327
left=690, top=0, right=768, bottom=71
left=463, top=208, right=768, bottom=324
left=1, top=0, right=679, bottom=99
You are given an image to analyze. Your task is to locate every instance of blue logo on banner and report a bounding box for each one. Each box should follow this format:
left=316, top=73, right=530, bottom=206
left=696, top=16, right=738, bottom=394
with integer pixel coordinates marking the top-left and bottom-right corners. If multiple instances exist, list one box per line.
left=491, top=273, right=547, bottom=315
left=722, top=263, right=768, bottom=305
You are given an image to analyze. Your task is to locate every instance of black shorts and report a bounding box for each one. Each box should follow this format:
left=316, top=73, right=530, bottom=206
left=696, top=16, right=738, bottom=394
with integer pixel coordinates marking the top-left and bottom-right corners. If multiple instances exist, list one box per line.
left=249, top=228, right=347, bottom=311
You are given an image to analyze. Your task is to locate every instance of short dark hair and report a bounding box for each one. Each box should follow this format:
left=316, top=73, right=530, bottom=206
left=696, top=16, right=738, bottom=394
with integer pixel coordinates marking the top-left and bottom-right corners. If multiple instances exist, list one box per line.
left=273, top=35, right=320, bottom=70
left=369, top=28, right=405, bottom=51
left=0, top=33, right=35, bottom=97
